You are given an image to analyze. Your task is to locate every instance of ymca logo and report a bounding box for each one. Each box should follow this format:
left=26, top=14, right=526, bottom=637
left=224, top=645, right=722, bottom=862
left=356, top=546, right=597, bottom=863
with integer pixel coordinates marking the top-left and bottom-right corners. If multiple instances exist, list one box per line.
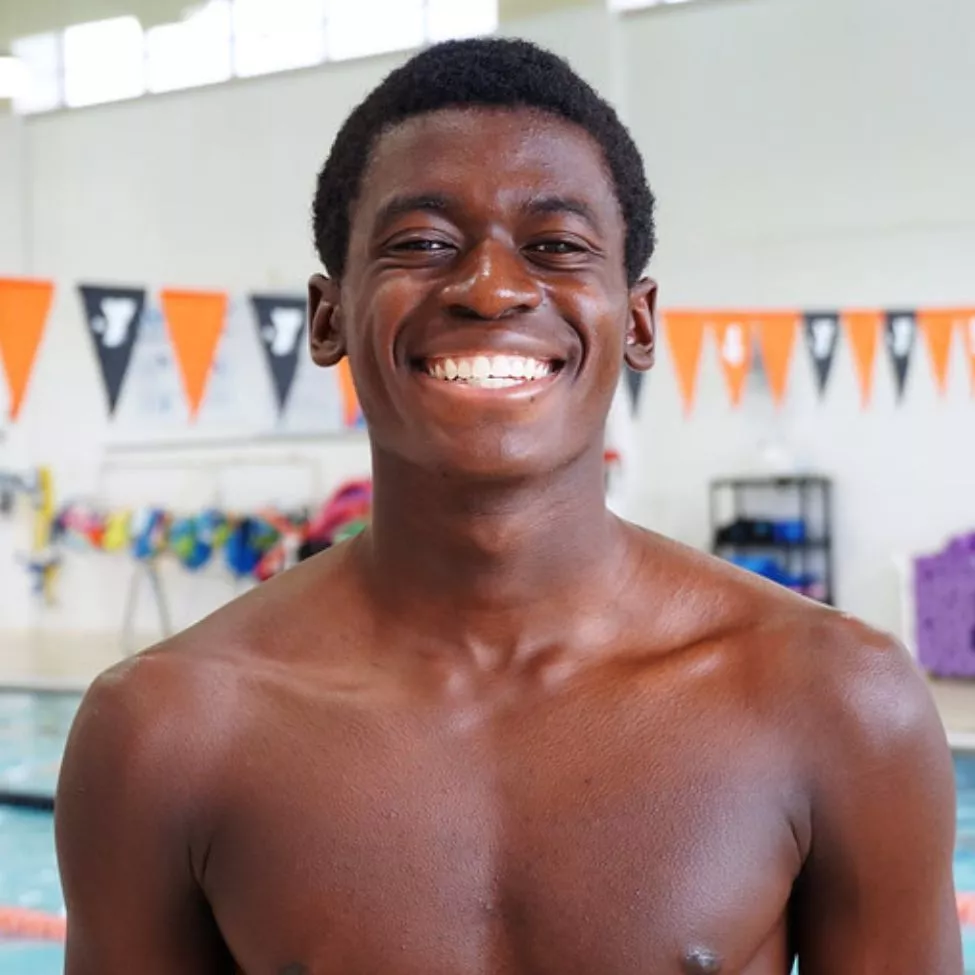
left=262, top=307, right=305, bottom=357
left=803, top=312, right=840, bottom=397
left=809, top=316, right=837, bottom=360
left=78, top=285, right=147, bottom=414
left=721, top=322, right=746, bottom=366
left=250, top=294, right=307, bottom=413
left=92, top=297, right=139, bottom=348
left=888, top=314, right=915, bottom=357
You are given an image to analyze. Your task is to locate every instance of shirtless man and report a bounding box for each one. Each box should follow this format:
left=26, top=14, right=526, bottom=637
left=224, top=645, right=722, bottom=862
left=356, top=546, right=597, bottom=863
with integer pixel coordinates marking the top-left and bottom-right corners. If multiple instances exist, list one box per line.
left=56, top=38, right=961, bottom=975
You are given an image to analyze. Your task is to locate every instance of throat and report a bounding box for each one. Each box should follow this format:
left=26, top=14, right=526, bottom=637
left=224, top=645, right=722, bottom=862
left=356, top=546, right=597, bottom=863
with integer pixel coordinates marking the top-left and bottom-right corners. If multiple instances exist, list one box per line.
left=362, top=449, right=629, bottom=627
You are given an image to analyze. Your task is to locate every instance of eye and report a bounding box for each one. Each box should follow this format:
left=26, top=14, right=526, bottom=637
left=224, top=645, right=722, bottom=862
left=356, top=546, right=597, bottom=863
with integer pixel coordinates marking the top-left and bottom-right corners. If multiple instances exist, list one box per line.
left=392, top=238, right=453, bottom=253
left=528, top=239, right=587, bottom=255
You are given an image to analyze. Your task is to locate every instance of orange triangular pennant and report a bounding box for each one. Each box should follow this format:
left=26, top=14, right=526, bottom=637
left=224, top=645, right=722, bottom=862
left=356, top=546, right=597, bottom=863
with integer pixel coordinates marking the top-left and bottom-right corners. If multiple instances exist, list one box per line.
left=843, top=310, right=882, bottom=407
left=917, top=309, right=968, bottom=397
left=0, top=278, right=55, bottom=421
left=711, top=314, right=752, bottom=407
left=662, top=312, right=707, bottom=415
left=336, top=358, right=364, bottom=429
left=964, top=312, right=975, bottom=396
left=755, top=312, right=800, bottom=406
left=160, top=289, right=227, bottom=420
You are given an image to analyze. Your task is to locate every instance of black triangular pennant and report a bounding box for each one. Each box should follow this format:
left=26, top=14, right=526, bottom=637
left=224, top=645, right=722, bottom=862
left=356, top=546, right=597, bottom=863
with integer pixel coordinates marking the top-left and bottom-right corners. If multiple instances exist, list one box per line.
left=885, top=310, right=917, bottom=402
left=624, top=366, right=645, bottom=415
left=250, top=294, right=307, bottom=413
left=803, top=312, right=840, bottom=397
left=79, top=284, right=146, bottom=414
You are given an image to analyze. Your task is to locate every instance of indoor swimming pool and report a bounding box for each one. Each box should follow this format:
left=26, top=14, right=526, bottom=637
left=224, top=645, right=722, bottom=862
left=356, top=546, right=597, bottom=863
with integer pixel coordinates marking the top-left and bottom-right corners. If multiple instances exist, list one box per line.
left=2, top=689, right=975, bottom=973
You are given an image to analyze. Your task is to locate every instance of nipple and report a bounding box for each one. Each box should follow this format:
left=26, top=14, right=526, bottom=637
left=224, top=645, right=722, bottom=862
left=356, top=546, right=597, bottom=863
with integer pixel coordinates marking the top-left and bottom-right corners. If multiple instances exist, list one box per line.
left=682, top=947, right=722, bottom=973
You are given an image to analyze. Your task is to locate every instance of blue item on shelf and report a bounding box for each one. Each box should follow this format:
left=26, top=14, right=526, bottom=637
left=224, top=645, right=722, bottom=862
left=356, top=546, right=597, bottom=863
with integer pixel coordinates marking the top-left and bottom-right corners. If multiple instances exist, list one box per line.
left=728, top=556, right=824, bottom=598
left=728, top=555, right=787, bottom=582
left=772, top=519, right=807, bottom=544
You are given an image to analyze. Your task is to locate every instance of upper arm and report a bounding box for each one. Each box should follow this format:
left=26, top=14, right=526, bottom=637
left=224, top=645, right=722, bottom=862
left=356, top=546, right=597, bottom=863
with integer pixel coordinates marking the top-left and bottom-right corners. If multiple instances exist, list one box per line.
left=55, top=659, right=233, bottom=974
left=793, top=627, right=962, bottom=974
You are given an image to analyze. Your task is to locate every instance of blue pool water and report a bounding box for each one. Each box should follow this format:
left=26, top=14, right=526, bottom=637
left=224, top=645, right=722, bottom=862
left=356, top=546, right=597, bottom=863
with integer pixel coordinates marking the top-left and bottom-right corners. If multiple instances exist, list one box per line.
left=0, top=692, right=79, bottom=974
left=2, top=690, right=975, bottom=972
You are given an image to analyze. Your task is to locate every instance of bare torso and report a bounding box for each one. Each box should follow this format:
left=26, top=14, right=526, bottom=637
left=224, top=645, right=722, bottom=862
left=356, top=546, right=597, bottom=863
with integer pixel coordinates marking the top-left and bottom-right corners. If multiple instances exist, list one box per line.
left=205, top=654, right=797, bottom=975
left=165, top=530, right=811, bottom=975
left=56, top=527, right=958, bottom=975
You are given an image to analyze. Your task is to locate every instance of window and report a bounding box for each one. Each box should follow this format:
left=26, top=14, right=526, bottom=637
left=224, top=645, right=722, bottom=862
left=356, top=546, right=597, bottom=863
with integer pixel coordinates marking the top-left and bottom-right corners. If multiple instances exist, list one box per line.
left=10, top=0, right=498, bottom=114
left=609, top=0, right=725, bottom=8
left=232, top=0, right=328, bottom=77
left=147, top=1, right=233, bottom=94
left=10, top=34, right=62, bottom=113
left=324, top=0, right=425, bottom=62
left=426, top=0, right=498, bottom=43
left=63, top=17, right=145, bottom=107
left=0, top=57, right=27, bottom=100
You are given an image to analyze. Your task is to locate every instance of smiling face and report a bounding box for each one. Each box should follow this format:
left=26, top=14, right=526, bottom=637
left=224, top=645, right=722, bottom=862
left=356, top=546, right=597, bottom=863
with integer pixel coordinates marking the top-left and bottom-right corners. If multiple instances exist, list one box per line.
left=310, top=107, right=656, bottom=480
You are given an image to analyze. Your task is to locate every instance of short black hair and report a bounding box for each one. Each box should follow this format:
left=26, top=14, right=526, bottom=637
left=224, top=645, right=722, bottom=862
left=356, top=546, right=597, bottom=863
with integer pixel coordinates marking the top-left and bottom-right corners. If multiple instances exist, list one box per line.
left=313, top=37, right=655, bottom=286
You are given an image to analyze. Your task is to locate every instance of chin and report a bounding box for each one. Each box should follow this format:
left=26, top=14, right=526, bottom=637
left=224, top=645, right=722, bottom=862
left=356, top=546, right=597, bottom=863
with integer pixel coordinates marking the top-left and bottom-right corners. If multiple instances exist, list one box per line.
left=410, top=426, right=594, bottom=485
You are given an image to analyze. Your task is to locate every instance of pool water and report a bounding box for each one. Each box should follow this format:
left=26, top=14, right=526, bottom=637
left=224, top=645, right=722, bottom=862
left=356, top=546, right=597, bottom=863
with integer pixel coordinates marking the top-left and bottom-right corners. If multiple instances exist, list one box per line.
left=0, top=692, right=79, bottom=975
left=2, top=690, right=975, bottom=972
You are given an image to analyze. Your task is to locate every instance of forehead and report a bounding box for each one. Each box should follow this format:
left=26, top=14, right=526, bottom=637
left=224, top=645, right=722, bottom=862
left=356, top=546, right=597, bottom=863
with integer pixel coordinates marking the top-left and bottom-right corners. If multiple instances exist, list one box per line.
left=354, top=107, right=623, bottom=230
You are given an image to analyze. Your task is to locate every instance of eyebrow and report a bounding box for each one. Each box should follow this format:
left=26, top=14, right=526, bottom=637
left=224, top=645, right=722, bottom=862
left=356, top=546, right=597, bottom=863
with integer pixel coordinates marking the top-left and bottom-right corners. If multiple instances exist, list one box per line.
left=373, top=193, right=453, bottom=232
left=524, top=195, right=602, bottom=230
left=371, top=192, right=603, bottom=233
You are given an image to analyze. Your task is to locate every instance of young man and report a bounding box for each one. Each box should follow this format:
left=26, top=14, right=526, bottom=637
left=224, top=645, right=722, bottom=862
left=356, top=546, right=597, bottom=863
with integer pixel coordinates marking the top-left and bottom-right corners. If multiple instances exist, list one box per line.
left=56, top=38, right=961, bottom=975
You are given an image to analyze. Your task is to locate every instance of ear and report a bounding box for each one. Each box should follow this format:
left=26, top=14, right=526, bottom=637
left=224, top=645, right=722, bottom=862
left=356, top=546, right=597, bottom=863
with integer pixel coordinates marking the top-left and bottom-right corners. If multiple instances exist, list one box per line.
left=308, top=273, right=345, bottom=367
left=624, top=277, right=657, bottom=372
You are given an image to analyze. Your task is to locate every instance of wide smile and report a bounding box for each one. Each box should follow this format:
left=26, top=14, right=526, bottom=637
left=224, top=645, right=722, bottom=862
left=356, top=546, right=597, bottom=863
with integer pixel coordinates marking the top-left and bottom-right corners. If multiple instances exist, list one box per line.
left=410, top=353, right=565, bottom=395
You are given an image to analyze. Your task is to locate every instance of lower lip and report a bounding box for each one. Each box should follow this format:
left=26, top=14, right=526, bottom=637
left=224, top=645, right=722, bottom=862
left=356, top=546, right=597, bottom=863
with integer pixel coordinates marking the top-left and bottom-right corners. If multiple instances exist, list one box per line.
left=411, top=368, right=563, bottom=401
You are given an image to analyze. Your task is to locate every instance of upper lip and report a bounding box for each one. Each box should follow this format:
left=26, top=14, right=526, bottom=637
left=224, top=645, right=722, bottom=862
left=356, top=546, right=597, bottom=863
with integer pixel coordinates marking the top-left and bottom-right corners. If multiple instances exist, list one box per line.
left=406, top=330, right=572, bottom=366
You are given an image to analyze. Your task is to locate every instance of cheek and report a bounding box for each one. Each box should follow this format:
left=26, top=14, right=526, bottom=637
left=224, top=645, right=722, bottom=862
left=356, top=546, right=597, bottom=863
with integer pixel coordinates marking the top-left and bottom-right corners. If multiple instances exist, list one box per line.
left=569, top=288, right=629, bottom=371
left=346, top=278, right=407, bottom=367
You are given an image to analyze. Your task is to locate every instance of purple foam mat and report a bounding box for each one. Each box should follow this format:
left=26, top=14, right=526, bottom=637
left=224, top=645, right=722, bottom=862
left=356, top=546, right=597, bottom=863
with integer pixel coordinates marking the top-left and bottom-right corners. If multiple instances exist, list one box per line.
left=915, top=533, right=975, bottom=678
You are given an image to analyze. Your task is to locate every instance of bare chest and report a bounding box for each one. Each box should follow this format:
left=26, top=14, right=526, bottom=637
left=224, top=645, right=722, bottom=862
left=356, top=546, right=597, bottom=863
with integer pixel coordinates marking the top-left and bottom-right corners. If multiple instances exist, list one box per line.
left=204, top=686, right=802, bottom=975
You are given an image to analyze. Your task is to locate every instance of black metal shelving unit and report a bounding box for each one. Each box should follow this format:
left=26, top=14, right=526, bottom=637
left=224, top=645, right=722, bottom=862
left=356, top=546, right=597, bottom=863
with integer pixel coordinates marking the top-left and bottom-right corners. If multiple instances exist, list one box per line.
left=709, top=475, right=835, bottom=605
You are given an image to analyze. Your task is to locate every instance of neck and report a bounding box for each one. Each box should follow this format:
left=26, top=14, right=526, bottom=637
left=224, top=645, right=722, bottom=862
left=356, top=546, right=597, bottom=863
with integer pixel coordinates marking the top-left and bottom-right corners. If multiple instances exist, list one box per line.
left=359, top=442, right=631, bottom=650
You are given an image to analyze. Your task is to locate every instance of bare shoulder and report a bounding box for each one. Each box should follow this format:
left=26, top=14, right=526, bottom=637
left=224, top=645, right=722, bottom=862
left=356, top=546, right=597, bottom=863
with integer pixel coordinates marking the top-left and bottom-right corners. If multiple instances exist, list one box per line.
left=119, top=533, right=368, bottom=687
left=58, top=632, right=238, bottom=829
left=630, top=526, right=945, bottom=763
left=60, top=540, right=366, bottom=821
left=782, top=607, right=950, bottom=791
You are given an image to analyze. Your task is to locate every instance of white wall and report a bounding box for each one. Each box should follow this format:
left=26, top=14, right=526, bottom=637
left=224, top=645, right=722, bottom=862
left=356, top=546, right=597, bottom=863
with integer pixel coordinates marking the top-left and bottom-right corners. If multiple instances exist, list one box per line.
left=621, top=0, right=975, bottom=635
left=0, top=60, right=404, bottom=671
left=0, top=0, right=972, bottom=678
left=0, top=115, right=26, bottom=275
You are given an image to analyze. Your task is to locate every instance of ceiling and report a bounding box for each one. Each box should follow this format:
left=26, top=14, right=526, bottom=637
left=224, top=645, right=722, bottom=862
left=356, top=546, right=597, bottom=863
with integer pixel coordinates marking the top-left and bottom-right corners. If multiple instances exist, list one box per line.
left=0, top=0, right=595, bottom=54
left=0, top=0, right=190, bottom=50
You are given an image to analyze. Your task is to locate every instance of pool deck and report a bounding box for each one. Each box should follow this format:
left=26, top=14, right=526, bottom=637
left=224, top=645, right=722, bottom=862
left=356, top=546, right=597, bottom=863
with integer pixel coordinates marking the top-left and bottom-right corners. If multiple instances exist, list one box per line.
left=932, top=681, right=975, bottom=750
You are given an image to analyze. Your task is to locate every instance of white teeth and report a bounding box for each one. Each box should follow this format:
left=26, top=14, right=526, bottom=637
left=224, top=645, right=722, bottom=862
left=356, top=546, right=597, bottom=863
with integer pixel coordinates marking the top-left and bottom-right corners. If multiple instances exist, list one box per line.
left=472, top=355, right=491, bottom=380
left=424, top=354, right=557, bottom=385
left=474, top=377, right=520, bottom=388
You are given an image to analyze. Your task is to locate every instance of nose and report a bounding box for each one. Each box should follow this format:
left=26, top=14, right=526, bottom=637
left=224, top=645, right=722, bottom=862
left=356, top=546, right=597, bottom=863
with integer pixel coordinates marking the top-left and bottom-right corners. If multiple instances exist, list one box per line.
left=439, top=239, right=543, bottom=321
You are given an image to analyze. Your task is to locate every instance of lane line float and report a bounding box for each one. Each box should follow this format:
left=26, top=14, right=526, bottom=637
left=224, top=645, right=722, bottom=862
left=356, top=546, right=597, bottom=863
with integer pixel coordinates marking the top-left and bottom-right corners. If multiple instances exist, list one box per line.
left=0, top=906, right=66, bottom=942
